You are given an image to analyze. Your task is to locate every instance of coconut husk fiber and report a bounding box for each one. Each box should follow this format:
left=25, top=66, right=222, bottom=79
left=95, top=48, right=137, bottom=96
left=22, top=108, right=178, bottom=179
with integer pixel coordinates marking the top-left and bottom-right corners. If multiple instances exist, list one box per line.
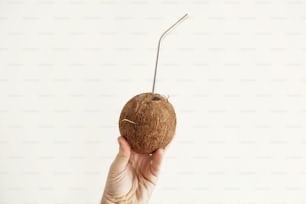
left=119, top=92, right=176, bottom=154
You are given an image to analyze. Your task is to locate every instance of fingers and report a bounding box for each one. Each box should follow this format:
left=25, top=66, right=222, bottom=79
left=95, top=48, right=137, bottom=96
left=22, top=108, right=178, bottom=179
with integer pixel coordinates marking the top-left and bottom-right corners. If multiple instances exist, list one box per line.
left=110, top=136, right=131, bottom=174
left=150, top=148, right=164, bottom=177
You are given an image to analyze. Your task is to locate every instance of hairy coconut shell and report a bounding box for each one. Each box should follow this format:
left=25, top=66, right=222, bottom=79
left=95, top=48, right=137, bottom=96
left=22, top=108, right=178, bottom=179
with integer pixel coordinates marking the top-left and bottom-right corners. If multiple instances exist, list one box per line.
left=119, top=92, right=176, bottom=154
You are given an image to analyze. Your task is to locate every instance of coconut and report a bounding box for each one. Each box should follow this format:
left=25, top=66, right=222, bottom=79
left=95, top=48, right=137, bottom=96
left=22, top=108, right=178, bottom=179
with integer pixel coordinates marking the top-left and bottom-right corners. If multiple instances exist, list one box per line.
left=119, top=92, right=176, bottom=154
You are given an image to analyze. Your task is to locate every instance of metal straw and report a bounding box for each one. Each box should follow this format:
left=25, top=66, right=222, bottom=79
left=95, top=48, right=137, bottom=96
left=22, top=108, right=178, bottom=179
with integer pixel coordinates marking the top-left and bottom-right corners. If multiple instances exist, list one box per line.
left=152, top=14, right=188, bottom=93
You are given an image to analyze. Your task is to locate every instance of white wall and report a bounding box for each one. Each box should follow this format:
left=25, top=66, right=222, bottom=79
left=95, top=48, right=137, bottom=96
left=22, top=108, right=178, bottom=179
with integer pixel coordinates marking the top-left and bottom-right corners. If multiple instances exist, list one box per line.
left=0, top=1, right=306, bottom=203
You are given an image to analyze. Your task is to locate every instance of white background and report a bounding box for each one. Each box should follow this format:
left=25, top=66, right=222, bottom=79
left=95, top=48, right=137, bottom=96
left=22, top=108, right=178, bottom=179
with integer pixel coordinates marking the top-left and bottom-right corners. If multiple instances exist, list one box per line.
left=0, top=0, right=306, bottom=203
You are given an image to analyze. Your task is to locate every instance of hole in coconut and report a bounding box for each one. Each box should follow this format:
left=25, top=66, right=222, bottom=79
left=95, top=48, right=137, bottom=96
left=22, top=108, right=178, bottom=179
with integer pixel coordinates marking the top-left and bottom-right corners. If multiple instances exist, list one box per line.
left=152, top=96, right=161, bottom=101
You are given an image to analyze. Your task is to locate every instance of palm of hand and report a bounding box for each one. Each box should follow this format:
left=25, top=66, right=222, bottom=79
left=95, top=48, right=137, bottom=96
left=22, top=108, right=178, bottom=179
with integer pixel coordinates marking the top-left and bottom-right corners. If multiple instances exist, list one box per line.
left=102, top=137, right=164, bottom=204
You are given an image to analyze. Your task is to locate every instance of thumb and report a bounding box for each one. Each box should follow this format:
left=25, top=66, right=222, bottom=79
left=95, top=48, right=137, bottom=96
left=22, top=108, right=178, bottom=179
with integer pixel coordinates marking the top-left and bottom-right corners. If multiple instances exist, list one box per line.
left=110, top=136, right=131, bottom=174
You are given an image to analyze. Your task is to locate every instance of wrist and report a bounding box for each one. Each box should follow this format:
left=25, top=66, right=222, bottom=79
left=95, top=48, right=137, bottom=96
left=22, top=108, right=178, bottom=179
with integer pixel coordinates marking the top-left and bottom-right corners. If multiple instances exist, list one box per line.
left=101, top=192, right=133, bottom=204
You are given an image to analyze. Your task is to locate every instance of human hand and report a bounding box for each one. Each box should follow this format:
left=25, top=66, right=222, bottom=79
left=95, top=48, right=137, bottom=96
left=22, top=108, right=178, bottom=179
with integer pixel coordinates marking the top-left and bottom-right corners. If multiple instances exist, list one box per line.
left=101, top=136, right=165, bottom=204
